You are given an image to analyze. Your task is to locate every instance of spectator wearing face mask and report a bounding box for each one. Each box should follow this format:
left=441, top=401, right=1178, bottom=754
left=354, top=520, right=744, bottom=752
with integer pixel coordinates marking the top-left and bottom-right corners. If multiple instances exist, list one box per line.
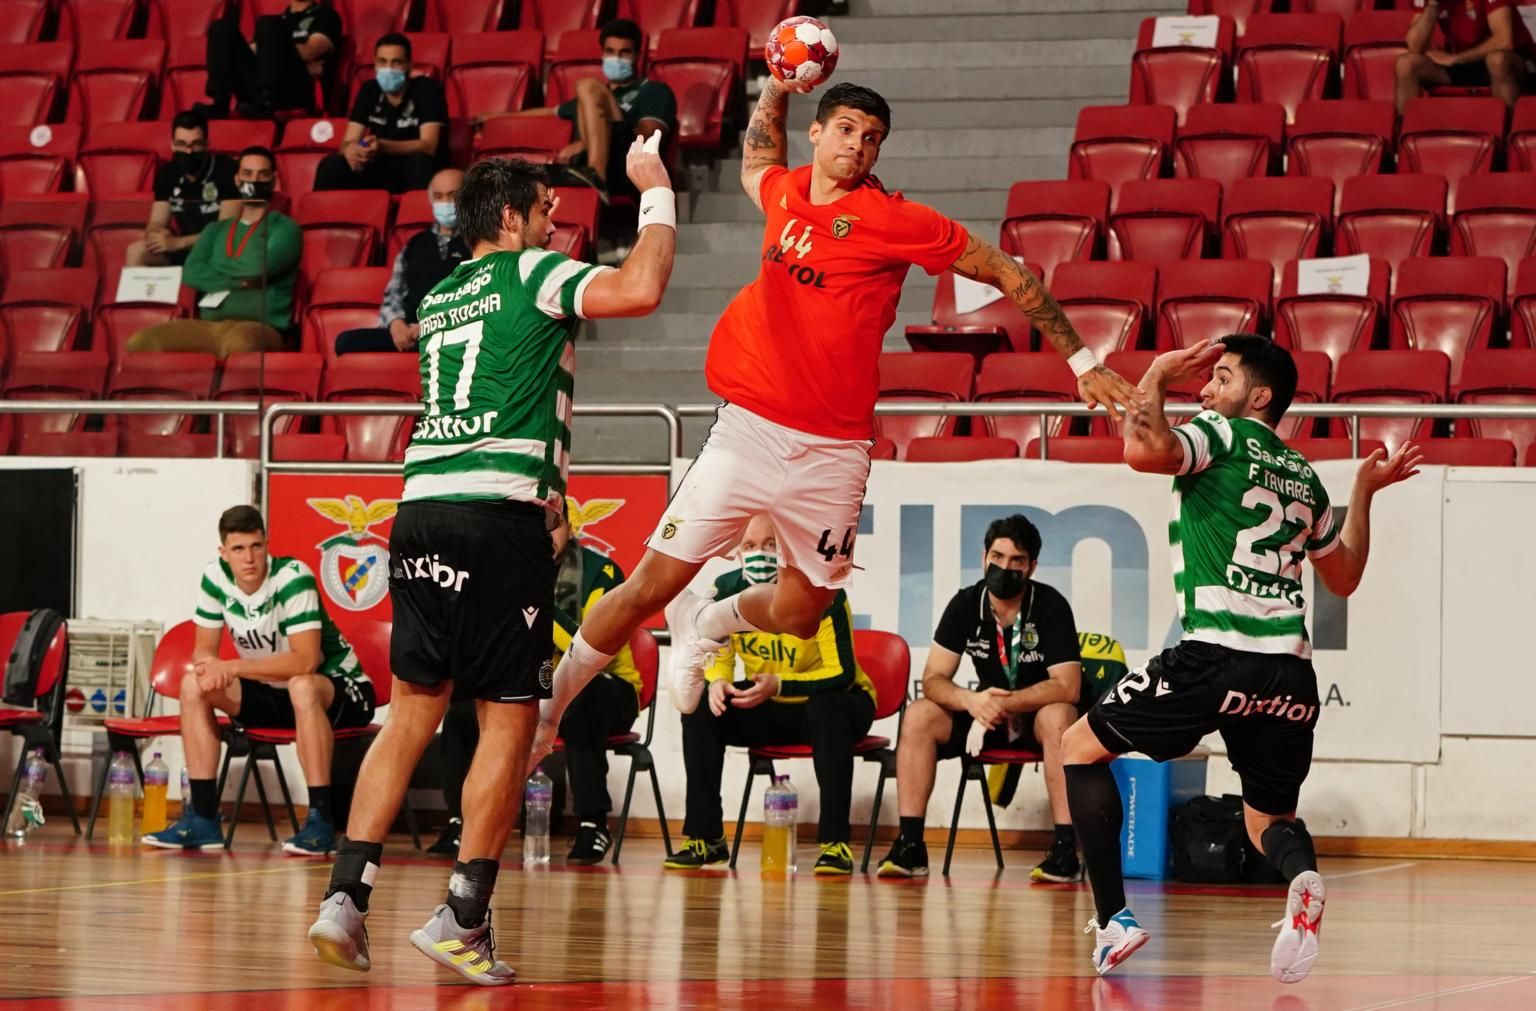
left=663, top=513, right=876, bottom=877
left=314, top=33, right=447, bottom=194
left=471, top=18, right=676, bottom=203
left=334, top=168, right=468, bottom=355
left=127, top=146, right=298, bottom=357
left=128, top=111, right=241, bottom=268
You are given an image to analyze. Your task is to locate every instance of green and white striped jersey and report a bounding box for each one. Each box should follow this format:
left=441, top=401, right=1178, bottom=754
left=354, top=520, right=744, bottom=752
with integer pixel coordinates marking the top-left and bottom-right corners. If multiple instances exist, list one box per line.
left=193, top=556, right=361, bottom=683
left=1170, top=410, right=1340, bottom=658
left=402, top=248, right=609, bottom=508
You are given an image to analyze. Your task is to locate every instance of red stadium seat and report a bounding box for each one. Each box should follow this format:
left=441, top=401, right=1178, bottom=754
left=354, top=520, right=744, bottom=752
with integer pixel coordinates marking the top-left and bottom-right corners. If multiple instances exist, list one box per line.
left=1173, top=101, right=1285, bottom=190
left=1512, top=97, right=1536, bottom=172
left=5, top=267, right=96, bottom=311
left=0, top=193, right=89, bottom=239
left=875, top=352, right=974, bottom=458
left=519, top=0, right=603, bottom=40
left=975, top=352, right=1078, bottom=447
left=0, top=268, right=93, bottom=361
left=0, top=225, right=72, bottom=274
left=1455, top=350, right=1536, bottom=462
left=209, top=120, right=277, bottom=160
left=274, top=117, right=347, bottom=199
left=999, top=179, right=1108, bottom=284
left=617, top=0, right=703, bottom=45
left=1342, top=11, right=1420, bottom=101
left=473, top=117, right=574, bottom=163
left=1515, top=257, right=1536, bottom=347
left=67, top=39, right=165, bottom=124
left=869, top=437, right=896, bottom=460
left=1450, top=175, right=1536, bottom=300
left=106, top=351, right=217, bottom=454
left=77, top=121, right=162, bottom=195
left=1281, top=349, right=1333, bottom=440
left=1235, top=13, right=1341, bottom=124
left=445, top=32, right=543, bottom=121
left=905, top=436, right=1019, bottom=462
left=1024, top=435, right=1122, bottom=462
left=93, top=302, right=183, bottom=361
left=0, top=42, right=71, bottom=126
left=551, top=186, right=601, bottom=260
left=145, top=0, right=227, bottom=41
left=1129, top=16, right=1237, bottom=125
left=1153, top=258, right=1271, bottom=351
left=1333, top=349, right=1448, bottom=452
left=1050, top=261, right=1157, bottom=359
left=3, top=350, right=111, bottom=453
left=56, top=0, right=137, bottom=41
left=1286, top=100, right=1394, bottom=211
left=1108, top=178, right=1222, bottom=269
left=322, top=353, right=420, bottom=461
left=1222, top=177, right=1334, bottom=297
left=82, top=224, right=144, bottom=301
left=295, top=190, right=389, bottom=293
left=1289, top=437, right=1385, bottom=460
left=1293, top=0, right=1370, bottom=12
left=422, top=0, right=503, bottom=32
left=302, top=266, right=389, bottom=363
left=1417, top=438, right=1516, bottom=466
left=1390, top=257, right=1506, bottom=385
left=716, top=0, right=799, bottom=54
left=905, top=263, right=1042, bottom=360
left=162, top=35, right=209, bottom=117
left=215, top=351, right=324, bottom=457
left=1274, top=256, right=1390, bottom=367
left=387, top=190, right=432, bottom=262
left=650, top=28, right=748, bottom=151
left=545, top=30, right=610, bottom=108
left=1398, top=98, right=1506, bottom=212
left=1067, top=105, right=1175, bottom=201
left=0, top=0, right=49, bottom=44
left=0, top=123, right=79, bottom=196
left=1187, top=0, right=1275, bottom=36
left=341, top=0, right=412, bottom=42
left=1335, top=175, right=1448, bottom=284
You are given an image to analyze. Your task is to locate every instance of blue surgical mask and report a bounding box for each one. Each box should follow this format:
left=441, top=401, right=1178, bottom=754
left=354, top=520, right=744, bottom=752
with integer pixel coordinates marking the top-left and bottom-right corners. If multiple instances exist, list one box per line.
left=376, top=67, right=407, bottom=94
left=602, top=56, right=635, bottom=83
left=432, top=201, right=457, bottom=230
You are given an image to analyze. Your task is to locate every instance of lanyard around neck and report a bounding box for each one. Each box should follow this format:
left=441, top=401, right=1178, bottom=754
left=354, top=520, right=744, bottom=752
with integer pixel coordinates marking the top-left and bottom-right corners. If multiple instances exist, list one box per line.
left=227, top=213, right=265, bottom=259
left=992, top=583, right=1034, bottom=690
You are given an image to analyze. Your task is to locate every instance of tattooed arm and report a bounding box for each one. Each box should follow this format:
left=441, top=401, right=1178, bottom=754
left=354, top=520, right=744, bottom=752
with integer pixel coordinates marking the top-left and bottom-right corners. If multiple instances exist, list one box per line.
left=741, top=80, right=792, bottom=213
left=949, top=229, right=1138, bottom=415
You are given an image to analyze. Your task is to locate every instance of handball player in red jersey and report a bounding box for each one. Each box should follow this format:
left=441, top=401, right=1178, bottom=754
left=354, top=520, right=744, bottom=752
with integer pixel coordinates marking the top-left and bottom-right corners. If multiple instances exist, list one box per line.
left=531, top=75, right=1137, bottom=771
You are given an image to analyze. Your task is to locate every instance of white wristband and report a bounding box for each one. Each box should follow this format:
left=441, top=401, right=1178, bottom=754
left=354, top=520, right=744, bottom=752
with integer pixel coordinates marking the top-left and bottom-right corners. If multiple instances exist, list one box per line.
left=637, top=187, right=676, bottom=231
left=1067, top=348, right=1098, bottom=378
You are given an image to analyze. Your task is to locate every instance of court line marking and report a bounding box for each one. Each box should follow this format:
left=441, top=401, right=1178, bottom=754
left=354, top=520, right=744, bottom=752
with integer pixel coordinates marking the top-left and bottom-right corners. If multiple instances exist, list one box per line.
left=0, top=862, right=328, bottom=898
left=1342, top=972, right=1535, bottom=1011
left=1328, top=861, right=1416, bottom=881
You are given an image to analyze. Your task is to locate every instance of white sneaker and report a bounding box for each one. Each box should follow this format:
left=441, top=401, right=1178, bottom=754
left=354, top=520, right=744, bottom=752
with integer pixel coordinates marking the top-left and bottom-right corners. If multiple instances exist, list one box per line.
left=1271, top=869, right=1325, bottom=984
left=409, top=903, right=516, bottom=987
left=1085, top=908, right=1149, bottom=976
left=308, top=892, right=370, bottom=972
left=664, top=589, right=724, bottom=715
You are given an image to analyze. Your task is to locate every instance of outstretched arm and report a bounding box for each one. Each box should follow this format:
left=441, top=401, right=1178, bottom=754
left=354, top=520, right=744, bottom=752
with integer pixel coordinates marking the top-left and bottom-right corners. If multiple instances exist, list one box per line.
left=1311, top=443, right=1423, bottom=597
left=740, top=78, right=813, bottom=212
left=580, top=134, right=676, bottom=319
left=949, top=231, right=1137, bottom=416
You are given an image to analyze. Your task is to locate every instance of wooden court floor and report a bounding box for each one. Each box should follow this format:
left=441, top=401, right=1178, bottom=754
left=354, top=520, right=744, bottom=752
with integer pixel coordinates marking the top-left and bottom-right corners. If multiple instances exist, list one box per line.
left=3, top=826, right=1535, bottom=1010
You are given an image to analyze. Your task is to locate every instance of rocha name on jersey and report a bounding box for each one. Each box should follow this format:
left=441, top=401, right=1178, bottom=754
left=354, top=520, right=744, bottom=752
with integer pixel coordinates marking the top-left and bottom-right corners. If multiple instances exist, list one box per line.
left=418, top=293, right=502, bottom=339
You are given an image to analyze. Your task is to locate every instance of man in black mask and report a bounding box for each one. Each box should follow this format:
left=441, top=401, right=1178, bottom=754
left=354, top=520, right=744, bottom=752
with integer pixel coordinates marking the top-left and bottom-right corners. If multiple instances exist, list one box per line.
left=875, top=514, right=1084, bottom=882
left=127, top=111, right=240, bottom=268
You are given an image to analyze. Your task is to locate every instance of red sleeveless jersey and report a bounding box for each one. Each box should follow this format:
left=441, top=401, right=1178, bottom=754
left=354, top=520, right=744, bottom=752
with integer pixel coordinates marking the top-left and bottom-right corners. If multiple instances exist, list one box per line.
left=704, top=165, right=969, bottom=440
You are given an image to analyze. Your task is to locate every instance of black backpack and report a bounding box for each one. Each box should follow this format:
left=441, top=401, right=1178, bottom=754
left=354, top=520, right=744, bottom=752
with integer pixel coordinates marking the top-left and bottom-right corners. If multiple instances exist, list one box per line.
left=1171, top=794, right=1289, bottom=884
left=3, top=609, right=67, bottom=707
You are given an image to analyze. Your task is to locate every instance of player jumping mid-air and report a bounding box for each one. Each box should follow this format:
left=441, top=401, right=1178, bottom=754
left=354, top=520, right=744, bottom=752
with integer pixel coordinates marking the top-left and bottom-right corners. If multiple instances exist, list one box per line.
left=1062, top=334, right=1422, bottom=982
left=532, top=77, right=1139, bottom=782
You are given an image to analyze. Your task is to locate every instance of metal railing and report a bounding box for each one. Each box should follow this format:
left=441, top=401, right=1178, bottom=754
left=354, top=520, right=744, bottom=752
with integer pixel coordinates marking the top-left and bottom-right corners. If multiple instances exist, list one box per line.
left=0, top=400, right=260, bottom=458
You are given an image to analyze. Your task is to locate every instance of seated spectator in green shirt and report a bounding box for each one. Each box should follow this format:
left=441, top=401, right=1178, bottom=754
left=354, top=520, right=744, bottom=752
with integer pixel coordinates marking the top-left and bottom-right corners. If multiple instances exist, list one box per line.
left=127, top=146, right=300, bottom=357
left=473, top=18, right=676, bottom=203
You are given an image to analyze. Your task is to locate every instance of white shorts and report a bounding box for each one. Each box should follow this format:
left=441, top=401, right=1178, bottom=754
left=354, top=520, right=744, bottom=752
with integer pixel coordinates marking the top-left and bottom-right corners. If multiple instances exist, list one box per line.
left=648, top=404, right=873, bottom=589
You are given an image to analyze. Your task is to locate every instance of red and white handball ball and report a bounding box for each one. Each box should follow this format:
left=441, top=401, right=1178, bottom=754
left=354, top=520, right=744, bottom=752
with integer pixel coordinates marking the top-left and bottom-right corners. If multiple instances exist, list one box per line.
left=766, top=16, right=839, bottom=88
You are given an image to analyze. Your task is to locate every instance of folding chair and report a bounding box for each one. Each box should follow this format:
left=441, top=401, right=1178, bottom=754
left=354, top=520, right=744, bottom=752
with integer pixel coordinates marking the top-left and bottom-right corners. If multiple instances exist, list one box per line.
left=0, top=610, right=81, bottom=836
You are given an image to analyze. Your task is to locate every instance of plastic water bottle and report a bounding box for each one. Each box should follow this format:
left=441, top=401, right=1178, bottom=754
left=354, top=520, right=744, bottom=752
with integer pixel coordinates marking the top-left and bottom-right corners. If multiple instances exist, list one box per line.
left=107, top=752, right=137, bottom=844
left=523, top=768, right=552, bottom=866
left=141, top=753, right=169, bottom=835
left=760, top=775, right=798, bottom=876
left=6, top=749, right=48, bottom=838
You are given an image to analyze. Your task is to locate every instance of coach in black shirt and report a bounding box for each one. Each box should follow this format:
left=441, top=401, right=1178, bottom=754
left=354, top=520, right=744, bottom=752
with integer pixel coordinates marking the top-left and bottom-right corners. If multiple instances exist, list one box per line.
left=199, top=0, right=342, bottom=119
left=876, top=514, right=1085, bottom=882
left=127, top=112, right=239, bottom=268
left=314, top=33, right=445, bottom=194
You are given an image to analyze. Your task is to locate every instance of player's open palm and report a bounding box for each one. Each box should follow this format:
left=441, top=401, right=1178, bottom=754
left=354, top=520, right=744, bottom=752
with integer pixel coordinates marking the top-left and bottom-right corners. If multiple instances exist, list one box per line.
left=1356, top=441, right=1424, bottom=493
left=625, top=131, right=671, bottom=193
left=1078, top=364, right=1139, bottom=418
left=1149, top=338, right=1226, bottom=384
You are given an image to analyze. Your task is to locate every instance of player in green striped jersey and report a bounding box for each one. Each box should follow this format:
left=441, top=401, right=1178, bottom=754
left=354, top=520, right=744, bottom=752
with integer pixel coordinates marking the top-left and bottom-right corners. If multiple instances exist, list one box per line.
left=1060, top=335, right=1422, bottom=984
left=311, top=138, right=677, bottom=987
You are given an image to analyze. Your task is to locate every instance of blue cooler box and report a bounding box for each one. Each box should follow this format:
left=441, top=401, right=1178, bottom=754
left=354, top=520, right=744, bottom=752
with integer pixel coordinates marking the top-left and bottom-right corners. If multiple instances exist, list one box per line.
left=1110, top=752, right=1208, bottom=880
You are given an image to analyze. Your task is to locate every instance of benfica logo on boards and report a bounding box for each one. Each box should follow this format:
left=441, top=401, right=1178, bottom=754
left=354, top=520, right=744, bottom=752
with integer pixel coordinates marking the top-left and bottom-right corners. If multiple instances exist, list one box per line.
left=307, top=495, right=398, bottom=611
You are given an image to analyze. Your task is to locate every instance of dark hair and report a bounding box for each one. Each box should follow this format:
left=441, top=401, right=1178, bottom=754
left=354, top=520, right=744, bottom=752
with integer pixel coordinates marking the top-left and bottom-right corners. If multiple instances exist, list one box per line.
left=236, top=145, right=275, bottom=171
left=599, top=17, right=642, bottom=50
left=458, top=157, right=549, bottom=248
left=1219, top=333, right=1297, bottom=424
left=376, top=31, right=411, bottom=59
left=219, top=505, right=265, bottom=541
left=169, top=110, right=208, bottom=137
left=815, top=83, right=892, bottom=134
left=984, top=515, right=1041, bottom=561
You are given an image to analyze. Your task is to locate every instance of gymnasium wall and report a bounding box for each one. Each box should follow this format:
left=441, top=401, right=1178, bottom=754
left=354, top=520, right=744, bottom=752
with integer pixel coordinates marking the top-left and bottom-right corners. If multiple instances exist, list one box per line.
left=8, top=457, right=1536, bottom=845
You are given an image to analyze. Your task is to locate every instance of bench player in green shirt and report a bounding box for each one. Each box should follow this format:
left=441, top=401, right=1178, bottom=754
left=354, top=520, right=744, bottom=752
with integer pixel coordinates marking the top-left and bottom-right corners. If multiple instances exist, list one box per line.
left=1061, top=335, right=1423, bottom=983
left=307, top=139, right=676, bottom=986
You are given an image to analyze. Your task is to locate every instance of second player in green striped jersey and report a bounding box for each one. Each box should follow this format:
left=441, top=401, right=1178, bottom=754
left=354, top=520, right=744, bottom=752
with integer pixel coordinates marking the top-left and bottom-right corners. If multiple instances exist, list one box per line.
left=403, top=248, right=609, bottom=509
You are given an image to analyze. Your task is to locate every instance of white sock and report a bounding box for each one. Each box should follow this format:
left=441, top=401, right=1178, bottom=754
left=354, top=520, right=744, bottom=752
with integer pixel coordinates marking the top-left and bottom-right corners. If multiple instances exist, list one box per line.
left=540, top=630, right=615, bottom=725
left=696, top=595, right=763, bottom=643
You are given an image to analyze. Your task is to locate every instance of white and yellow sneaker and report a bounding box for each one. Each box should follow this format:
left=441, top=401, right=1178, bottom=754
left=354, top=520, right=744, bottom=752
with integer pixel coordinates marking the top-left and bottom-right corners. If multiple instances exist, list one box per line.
left=1271, top=870, right=1326, bottom=984
left=409, top=903, right=516, bottom=986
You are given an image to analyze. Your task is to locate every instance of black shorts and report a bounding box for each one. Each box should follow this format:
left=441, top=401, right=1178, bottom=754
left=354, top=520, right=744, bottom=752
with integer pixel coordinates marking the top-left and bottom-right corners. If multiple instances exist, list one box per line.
left=1445, top=62, right=1492, bottom=88
left=1086, top=640, right=1319, bottom=816
left=388, top=498, right=556, bottom=703
left=235, top=675, right=376, bottom=731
